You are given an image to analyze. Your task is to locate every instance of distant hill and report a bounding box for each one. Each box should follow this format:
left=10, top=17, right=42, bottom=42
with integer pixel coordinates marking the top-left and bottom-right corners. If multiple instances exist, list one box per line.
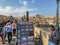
left=0, top=15, right=9, bottom=22
left=0, top=15, right=7, bottom=18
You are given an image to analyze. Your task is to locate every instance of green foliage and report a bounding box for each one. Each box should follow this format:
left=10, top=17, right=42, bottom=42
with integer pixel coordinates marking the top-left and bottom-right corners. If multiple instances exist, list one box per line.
left=9, top=15, right=14, bottom=21
left=9, top=16, right=13, bottom=19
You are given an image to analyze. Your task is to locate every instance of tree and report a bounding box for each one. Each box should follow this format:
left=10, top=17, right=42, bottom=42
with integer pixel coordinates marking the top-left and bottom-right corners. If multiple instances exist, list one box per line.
left=9, top=15, right=14, bottom=22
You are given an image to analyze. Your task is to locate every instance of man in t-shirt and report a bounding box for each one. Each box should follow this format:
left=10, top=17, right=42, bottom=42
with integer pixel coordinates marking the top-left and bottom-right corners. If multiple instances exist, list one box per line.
left=6, top=22, right=13, bottom=44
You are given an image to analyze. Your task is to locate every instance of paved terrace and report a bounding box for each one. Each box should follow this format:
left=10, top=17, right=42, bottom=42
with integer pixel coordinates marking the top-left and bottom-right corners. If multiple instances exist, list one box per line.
left=0, top=36, right=17, bottom=45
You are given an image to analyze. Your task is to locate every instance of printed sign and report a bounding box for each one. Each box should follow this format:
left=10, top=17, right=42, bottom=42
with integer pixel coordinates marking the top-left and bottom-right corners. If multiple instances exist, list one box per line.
left=17, top=22, right=34, bottom=45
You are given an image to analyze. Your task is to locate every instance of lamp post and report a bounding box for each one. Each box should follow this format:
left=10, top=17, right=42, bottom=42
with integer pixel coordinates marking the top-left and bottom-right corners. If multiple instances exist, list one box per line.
left=56, top=0, right=59, bottom=30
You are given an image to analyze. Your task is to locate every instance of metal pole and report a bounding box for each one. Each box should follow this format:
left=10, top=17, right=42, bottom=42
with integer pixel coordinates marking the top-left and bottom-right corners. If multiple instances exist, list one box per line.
left=56, top=0, right=59, bottom=30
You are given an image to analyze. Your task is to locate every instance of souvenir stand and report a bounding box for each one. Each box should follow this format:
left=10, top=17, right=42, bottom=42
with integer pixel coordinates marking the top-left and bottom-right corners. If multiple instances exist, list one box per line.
left=17, top=21, right=34, bottom=45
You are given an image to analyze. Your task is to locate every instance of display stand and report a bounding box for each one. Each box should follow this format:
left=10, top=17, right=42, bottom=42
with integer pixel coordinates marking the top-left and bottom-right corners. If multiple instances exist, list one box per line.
left=17, top=21, right=34, bottom=45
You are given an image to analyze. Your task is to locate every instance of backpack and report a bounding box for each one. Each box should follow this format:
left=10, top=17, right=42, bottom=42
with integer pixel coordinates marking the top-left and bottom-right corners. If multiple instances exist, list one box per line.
left=0, top=27, right=2, bottom=33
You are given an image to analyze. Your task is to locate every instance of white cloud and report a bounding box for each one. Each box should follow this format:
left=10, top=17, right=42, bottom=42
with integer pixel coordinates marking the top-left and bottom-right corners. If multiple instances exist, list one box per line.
left=23, top=1, right=27, bottom=6
left=19, top=0, right=28, bottom=6
left=19, top=0, right=35, bottom=6
left=5, top=6, right=12, bottom=10
left=0, top=6, right=37, bottom=17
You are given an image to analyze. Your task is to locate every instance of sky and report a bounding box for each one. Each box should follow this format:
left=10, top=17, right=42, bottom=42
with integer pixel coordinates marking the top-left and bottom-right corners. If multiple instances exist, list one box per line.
left=0, top=0, right=59, bottom=17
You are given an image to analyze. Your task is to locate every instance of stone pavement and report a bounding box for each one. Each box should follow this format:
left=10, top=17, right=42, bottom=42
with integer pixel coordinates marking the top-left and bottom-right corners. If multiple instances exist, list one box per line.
left=0, top=36, right=17, bottom=45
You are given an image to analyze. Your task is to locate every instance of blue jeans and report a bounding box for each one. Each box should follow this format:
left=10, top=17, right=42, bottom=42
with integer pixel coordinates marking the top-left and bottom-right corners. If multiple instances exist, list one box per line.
left=48, top=41, right=56, bottom=45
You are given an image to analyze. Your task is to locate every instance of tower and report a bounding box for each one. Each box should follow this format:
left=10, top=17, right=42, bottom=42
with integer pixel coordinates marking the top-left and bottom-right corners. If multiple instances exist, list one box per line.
left=26, top=11, right=29, bottom=21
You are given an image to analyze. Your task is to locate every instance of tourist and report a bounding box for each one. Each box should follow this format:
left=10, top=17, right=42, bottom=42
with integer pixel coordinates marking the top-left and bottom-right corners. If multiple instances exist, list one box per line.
left=12, top=21, right=17, bottom=36
left=3, top=23, right=8, bottom=43
left=48, top=25, right=60, bottom=45
left=6, top=22, right=13, bottom=44
left=0, top=23, right=5, bottom=44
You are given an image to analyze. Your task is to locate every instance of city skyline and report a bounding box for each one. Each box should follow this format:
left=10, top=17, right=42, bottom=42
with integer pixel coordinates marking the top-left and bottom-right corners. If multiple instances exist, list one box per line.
left=0, top=0, right=59, bottom=17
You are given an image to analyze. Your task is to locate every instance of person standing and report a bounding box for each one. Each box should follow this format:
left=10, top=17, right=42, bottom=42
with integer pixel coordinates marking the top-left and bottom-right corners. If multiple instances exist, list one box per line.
left=48, top=25, right=60, bottom=45
left=12, top=21, right=17, bottom=36
left=6, top=22, right=13, bottom=44
left=3, top=23, right=8, bottom=43
left=0, top=21, right=5, bottom=44
left=0, top=26, right=5, bottom=44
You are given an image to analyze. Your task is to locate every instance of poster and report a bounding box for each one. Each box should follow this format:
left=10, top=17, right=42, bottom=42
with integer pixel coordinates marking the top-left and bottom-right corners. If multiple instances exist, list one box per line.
left=17, top=22, right=34, bottom=45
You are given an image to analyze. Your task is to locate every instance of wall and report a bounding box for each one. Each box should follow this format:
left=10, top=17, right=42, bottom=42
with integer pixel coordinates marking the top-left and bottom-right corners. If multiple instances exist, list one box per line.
left=34, top=27, right=50, bottom=45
